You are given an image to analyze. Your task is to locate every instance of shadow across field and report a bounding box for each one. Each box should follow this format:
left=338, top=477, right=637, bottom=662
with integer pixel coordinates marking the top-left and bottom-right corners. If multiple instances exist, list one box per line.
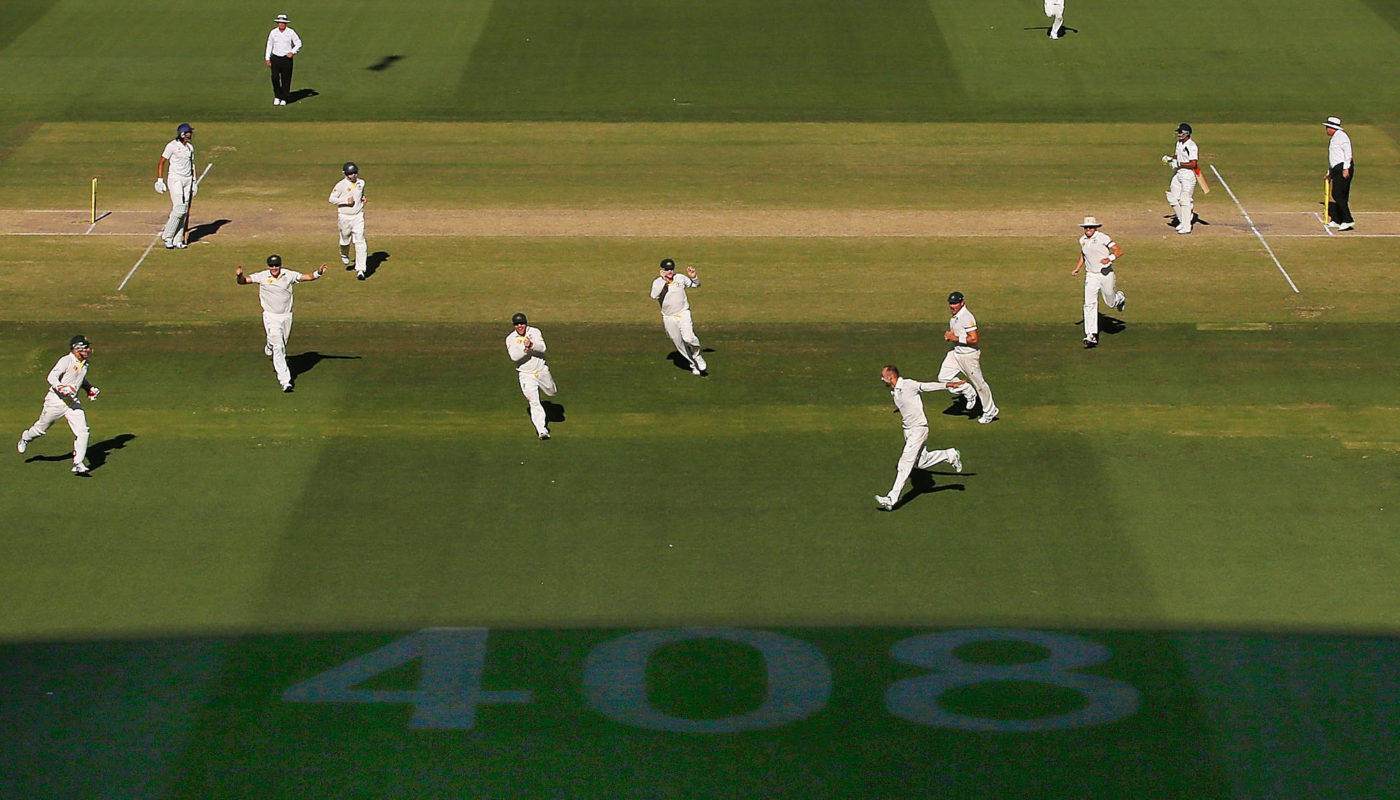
left=286, top=89, right=319, bottom=104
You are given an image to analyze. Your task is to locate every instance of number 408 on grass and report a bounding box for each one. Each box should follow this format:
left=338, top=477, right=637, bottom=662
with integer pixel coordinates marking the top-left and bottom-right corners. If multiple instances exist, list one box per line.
left=283, top=627, right=1141, bottom=734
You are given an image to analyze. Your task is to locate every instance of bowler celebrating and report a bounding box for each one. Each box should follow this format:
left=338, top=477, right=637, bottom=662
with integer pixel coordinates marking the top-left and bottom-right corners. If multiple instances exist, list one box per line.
left=18, top=335, right=101, bottom=475
left=235, top=255, right=326, bottom=392
left=506, top=312, right=559, bottom=439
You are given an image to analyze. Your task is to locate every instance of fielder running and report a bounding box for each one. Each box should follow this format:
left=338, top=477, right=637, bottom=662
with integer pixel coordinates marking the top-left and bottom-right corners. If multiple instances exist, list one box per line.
left=1072, top=216, right=1126, bottom=349
left=650, top=258, right=708, bottom=376
left=506, top=312, right=559, bottom=440
left=875, top=365, right=962, bottom=511
left=154, top=123, right=197, bottom=249
left=235, top=255, right=326, bottom=392
left=1163, top=123, right=1199, bottom=234
left=18, top=335, right=100, bottom=475
left=940, top=291, right=1000, bottom=424
left=329, top=162, right=368, bottom=279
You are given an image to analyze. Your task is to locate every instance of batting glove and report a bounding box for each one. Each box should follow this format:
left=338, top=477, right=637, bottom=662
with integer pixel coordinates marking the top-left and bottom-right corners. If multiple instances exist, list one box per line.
left=55, top=385, right=76, bottom=399
left=191, top=182, right=198, bottom=197
left=154, top=178, right=167, bottom=194
left=86, top=386, right=100, bottom=400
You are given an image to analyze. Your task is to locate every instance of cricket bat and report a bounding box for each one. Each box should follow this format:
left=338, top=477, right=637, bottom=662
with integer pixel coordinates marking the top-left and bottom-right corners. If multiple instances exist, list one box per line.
left=183, top=162, right=213, bottom=245
left=1194, top=166, right=1210, bottom=194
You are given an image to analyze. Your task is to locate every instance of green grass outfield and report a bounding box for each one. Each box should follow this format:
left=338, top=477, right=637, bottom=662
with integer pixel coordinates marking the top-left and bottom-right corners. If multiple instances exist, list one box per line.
left=3, top=0, right=1400, bottom=798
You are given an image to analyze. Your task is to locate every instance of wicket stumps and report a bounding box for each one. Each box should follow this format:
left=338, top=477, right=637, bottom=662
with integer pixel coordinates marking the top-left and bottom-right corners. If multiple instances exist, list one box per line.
left=90, top=177, right=98, bottom=225
left=1323, top=178, right=1333, bottom=224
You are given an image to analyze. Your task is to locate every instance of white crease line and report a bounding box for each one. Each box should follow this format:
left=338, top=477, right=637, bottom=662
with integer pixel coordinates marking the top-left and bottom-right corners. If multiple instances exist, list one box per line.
left=1313, top=212, right=1336, bottom=236
left=1209, top=165, right=1299, bottom=294
left=3, top=232, right=156, bottom=236
left=117, top=237, right=161, bottom=292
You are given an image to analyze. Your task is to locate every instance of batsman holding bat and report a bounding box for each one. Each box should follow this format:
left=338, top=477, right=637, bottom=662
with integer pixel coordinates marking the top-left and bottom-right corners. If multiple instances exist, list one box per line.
left=1162, top=122, right=1199, bottom=234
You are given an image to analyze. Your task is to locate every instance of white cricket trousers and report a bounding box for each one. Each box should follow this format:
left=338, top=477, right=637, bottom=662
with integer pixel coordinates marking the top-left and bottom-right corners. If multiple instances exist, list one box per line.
left=886, top=425, right=957, bottom=500
left=939, top=349, right=998, bottom=418
left=263, top=311, right=294, bottom=387
left=1083, top=271, right=1124, bottom=339
left=161, top=176, right=193, bottom=241
left=337, top=214, right=367, bottom=274
left=662, top=310, right=704, bottom=368
left=1044, top=0, right=1064, bottom=34
left=1166, top=169, right=1197, bottom=232
left=517, top=366, right=558, bottom=436
left=23, top=400, right=89, bottom=467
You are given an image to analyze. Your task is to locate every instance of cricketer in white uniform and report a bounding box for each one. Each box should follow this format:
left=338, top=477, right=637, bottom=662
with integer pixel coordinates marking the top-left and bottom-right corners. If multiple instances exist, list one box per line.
left=506, top=312, right=559, bottom=439
left=329, top=162, right=368, bottom=279
left=650, top=258, right=708, bottom=375
left=155, top=123, right=197, bottom=249
left=1044, top=0, right=1066, bottom=38
left=875, top=365, right=962, bottom=511
left=235, top=254, right=326, bottom=392
left=940, top=291, right=1000, bottom=424
left=18, top=335, right=100, bottom=475
left=1073, top=216, right=1126, bottom=349
left=1164, top=122, right=1199, bottom=234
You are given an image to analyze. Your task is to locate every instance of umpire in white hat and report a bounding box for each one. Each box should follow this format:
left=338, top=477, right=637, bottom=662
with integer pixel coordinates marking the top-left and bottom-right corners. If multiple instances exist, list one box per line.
left=264, top=14, right=302, bottom=106
left=1324, top=116, right=1355, bottom=231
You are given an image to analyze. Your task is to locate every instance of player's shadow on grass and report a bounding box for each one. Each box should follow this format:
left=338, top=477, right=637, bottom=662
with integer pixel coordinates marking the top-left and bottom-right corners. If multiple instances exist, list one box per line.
left=542, top=401, right=566, bottom=424
left=942, top=397, right=979, bottom=419
left=287, top=89, right=319, bottom=104
left=287, top=352, right=361, bottom=381
left=1166, top=213, right=1209, bottom=228
left=23, top=432, right=135, bottom=473
left=666, top=347, right=713, bottom=374
left=188, top=219, right=230, bottom=243
left=892, top=470, right=967, bottom=510
left=1076, top=314, right=1127, bottom=336
left=366, top=56, right=403, bottom=72
left=364, top=251, right=390, bottom=279
left=1025, top=26, right=1078, bottom=36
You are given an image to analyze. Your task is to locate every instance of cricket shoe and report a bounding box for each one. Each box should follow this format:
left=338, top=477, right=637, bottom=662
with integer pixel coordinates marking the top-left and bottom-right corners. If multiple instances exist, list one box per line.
left=1176, top=225, right=1192, bottom=234
left=163, top=239, right=176, bottom=249
left=538, top=430, right=551, bottom=440
left=977, top=411, right=998, bottom=425
left=264, top=344, right=273, bottom=358
left=693, top=354, right=707, bottom=372
left=17, top=436, right=28, bottom=454
left=174, top=241, right=188, bottom=249
left=356, top=272, right=367, bottom=281
left=1115, top=296, right=1126, bottom=312
left=281, top=383, right=294, bottom=393
left=964, top=392, right=978, bottom=411
left=1338, top=222, right=1355, bottom=231
left=273, top=98, right=280, bottom=106
left=1326, top=221, right=1341, bottom=229
left=875, top=494, right=894, bottom=511
left=71, top=463, right=90, bottom=475
left=690, top=366, right=702, bottom=376
left=341, top=255, right=352, bottom=266
left=1083, top=335, right=1098, bottom=349
left=950, top=449, right=962, bottom=473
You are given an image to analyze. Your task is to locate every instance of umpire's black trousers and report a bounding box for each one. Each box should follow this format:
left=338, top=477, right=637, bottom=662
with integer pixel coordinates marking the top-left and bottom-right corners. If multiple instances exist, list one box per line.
left=269, top=55, right=294, bottom=102
left=1328, top=163, right=1354, bottom=225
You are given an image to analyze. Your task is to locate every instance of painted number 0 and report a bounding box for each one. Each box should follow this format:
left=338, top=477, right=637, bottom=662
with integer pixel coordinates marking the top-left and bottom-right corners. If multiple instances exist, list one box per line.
left=885, top=628, right=1141, bottom=732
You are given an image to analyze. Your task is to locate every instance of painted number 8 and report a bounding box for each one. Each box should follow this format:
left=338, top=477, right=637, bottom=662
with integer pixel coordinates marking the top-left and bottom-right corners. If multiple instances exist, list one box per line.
left=885, top=629, right=1141, bottom=732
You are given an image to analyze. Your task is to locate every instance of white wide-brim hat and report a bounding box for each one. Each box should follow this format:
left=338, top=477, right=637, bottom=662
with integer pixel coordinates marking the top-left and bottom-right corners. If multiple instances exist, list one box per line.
left=1080, top=216, right=1102, bottom=227
left=274, top=14, right=290, bottom=23
left=1324, top=116, right=1343, bottom=130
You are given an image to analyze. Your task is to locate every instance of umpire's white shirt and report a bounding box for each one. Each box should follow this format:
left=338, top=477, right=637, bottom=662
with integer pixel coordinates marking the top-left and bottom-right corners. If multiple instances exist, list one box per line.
left=651, top=275, right=698, bottom=315
left=329, top=178, right=366, bottom=217
left=890, top=377, right=939, bottom=430
left=506, top=326, right=548, bottom=372
left=161, top=139, right=194, bottom=179
left=949, top=306, right=980, bottom=354
left=247, top=270, right=302, bottom=314
left=265, top=26, right=302, bottom=59
left=1329, top=130, right=1353, bottom=169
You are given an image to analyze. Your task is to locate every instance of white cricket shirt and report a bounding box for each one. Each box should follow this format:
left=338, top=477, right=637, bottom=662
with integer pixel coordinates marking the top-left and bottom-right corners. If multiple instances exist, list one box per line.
left=161, top=139, right=194, bottom=179
left=650, top=275, right=699, bottom=315
left=949, top=306, right=980, bottom=354
left=329, top=178, right=366, bottom=217
left=265, top=26, right=302, bottom=59
left=1174, top=138, right=1198, bottom=170
left=1328, top=130, right=1353, bottom=169
left=506, top=326, right=548, bottom=373
left=247, top=270, right=303, bottom=315
left=1079, top=230, right=1117, bottom=273
left=45, top=353, right=90, bottom=400
left=890, top=377, right=940, bottom=430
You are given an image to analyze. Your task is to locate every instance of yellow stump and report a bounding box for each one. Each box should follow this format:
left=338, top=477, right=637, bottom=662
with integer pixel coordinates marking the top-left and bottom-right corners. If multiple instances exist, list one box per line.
left=90, top=177, right=98, bottom=224
left=1323, top=178, right=1332, bottom=224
